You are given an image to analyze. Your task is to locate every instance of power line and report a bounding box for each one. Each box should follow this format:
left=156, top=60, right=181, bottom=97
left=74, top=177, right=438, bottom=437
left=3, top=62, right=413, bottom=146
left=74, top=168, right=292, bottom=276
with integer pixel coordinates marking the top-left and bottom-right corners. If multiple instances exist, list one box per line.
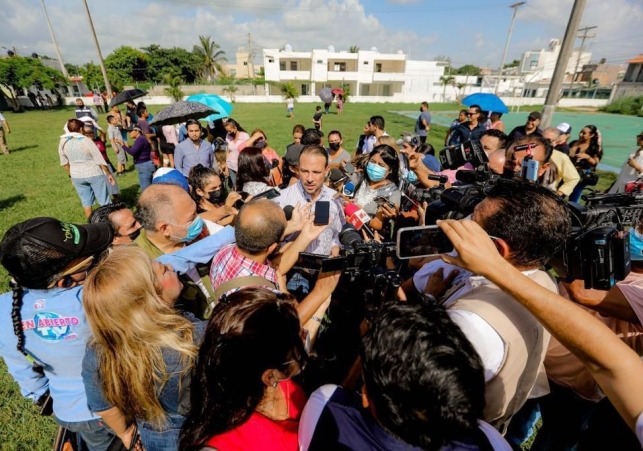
left=570, top=25, right=597, bottom=95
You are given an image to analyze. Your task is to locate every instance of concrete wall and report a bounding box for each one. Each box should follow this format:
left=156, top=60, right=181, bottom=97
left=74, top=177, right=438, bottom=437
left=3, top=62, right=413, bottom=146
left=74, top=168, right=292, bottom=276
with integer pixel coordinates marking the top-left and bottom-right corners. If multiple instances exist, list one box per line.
left=63, top=94, right=610, bottom=107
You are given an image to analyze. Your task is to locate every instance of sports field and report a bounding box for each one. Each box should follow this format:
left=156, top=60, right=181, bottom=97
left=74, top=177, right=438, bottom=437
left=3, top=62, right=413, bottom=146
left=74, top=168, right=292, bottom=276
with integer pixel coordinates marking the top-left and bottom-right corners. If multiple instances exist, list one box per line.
left=395, top=109, right=643, bottom=172
left=0, top=101, right=630, bottom=448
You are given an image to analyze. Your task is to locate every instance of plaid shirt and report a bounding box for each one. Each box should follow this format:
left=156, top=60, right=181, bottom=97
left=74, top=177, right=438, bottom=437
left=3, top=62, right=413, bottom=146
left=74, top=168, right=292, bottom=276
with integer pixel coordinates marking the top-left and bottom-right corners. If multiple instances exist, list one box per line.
left=210, top=244, right=278, bottom=294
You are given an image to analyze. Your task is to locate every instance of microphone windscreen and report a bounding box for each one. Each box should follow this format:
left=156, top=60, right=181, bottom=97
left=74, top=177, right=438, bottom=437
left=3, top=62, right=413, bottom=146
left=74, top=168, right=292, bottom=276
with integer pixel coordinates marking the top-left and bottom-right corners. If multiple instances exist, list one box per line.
left=344, top=202, right=360, bottom=217
left=283, top=205, right=295, bottom=221
left=329, top=168, right=345, bottom=183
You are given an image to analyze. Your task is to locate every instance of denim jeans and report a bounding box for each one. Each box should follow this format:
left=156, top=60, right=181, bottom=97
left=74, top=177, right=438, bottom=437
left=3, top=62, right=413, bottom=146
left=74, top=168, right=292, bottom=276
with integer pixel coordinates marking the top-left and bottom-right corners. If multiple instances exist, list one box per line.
left=136, top=160, right=156, bottom=192
left=55, top=417, right=117, bottom=451
left=228, top=169, right=237, bottom=187
left=569, top=183, right=585, bottom=203
left=139, top=414, right=185, bottom=451
left=72, top=175, right=111, bottom=207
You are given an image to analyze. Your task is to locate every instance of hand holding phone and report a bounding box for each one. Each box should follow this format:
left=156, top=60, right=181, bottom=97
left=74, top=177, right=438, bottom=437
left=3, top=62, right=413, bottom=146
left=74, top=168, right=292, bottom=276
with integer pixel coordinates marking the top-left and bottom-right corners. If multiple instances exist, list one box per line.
left=314, top=201, right=330, bottom=225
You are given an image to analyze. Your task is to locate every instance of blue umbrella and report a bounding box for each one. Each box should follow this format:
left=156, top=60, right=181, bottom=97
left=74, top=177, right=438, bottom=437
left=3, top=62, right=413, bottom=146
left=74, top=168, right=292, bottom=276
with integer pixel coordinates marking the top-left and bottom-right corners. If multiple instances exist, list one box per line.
left=186, top=94, right=234, bottom=121
left=461, top=93, right=508, bottom=114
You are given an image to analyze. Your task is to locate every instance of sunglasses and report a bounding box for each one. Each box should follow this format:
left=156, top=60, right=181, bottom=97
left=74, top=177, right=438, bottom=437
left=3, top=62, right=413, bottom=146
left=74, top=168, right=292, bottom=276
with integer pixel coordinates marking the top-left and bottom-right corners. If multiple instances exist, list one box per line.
left=466, top=112, right=478, bottom=116
left=637, top=135, right=643, bottom=139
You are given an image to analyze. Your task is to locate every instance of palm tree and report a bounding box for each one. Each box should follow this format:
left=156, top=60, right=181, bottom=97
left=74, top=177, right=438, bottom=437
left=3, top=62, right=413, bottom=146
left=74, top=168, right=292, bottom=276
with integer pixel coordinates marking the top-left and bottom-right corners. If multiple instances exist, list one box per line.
left=440, top=75, right=455, bottom=103
left=349, top=45, right=360, bottom=53
left=163, top=72, right=184, bottom=102
left=455, top=82, right=466, bottom=100
left=280, top=81, right=299, bottom=100
left=193, top=35, right=227, bottom=82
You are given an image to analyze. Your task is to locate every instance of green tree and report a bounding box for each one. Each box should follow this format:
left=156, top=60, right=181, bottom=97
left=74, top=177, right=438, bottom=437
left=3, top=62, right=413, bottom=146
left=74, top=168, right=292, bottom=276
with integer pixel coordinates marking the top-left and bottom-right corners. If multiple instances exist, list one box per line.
left=280, top=81, right=298, bottom=100
left=224, top=85, right=238, bottom=102
left=77, top=62, right=123, bottom=93
left=0, top=56, right=67, bottom=110
left=454, top=64, right=481, bottom=76
left=503, top=59, right=520, bottom=69
left=193, top=36, right=227, bottom=82
left=440, top=75, right=455, bottom=103
left=141, top=45, right=201, bottom=83
left=349, top=45, right=360, bottom=53
left=104, top=46, right=149, bottom=82
left=163, top=72, right=184, bottom=102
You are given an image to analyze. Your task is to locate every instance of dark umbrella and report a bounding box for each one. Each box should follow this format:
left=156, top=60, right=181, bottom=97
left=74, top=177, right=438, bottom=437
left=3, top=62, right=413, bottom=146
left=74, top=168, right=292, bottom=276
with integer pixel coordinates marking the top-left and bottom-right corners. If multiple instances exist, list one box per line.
left=108, top=89, right=148, bottom=108
left=148, top=101, right=218, bottom=126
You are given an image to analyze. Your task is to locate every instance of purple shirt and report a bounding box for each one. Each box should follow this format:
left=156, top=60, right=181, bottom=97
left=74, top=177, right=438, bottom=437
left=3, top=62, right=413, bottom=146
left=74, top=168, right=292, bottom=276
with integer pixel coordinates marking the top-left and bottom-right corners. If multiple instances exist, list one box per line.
left=123, top=135, right=151, bottom=164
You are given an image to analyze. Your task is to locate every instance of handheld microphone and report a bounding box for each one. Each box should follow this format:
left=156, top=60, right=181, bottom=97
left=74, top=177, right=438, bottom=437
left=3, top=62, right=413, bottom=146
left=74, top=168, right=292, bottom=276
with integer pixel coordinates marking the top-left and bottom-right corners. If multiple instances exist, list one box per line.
left=283, top=205, right=295, bottom=221
left=344, top=203, right=374, bottom=238
left=342, top=181, right=355, bottom=197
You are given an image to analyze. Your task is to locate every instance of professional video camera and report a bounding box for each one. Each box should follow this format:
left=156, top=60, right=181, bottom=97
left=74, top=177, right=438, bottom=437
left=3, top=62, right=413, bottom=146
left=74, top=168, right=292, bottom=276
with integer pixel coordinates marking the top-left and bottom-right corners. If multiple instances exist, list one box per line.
left=561, top=189, right=643, bottom=290
left=420, top=139, right=498, bottom=224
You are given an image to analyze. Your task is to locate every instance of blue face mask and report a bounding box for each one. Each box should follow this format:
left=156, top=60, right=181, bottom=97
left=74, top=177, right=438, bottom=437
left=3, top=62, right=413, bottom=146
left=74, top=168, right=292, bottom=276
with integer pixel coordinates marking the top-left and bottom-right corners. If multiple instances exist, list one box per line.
left=173, top=216, right=204, bottom=243
left=407, top=170, right=418, bottom=183
left=630, top=228, right=643, bottom=261
left=366, top=162, right=387, bottom=182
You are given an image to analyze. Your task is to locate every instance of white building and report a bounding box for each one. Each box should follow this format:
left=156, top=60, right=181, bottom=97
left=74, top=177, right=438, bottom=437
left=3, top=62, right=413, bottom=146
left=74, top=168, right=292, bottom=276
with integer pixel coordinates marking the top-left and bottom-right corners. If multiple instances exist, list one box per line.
left=262, top=46, right=449, bottom=102
left=520, top=39, right=592, bottom=97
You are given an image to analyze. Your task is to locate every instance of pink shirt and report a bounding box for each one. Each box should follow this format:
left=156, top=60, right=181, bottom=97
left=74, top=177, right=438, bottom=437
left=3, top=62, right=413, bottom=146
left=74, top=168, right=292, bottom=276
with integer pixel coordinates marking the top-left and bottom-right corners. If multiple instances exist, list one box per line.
left=226, top=131, right=250, bottom=172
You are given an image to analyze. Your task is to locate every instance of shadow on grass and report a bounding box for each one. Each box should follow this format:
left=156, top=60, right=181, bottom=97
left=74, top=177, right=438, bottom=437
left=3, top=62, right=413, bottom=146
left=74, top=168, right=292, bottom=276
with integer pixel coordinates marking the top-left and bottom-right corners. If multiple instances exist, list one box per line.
left=0, top=194, right=25, bottom=210
left=9, top=144, right=38, bottom=153
left=118, top=185, right=141, bottom=206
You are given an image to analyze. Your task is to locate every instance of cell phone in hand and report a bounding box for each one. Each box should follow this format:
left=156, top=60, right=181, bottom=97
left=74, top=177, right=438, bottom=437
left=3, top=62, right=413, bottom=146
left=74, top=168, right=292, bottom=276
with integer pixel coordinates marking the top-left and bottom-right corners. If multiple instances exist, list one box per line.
left=314, top=201, right=330, bottom=225
left=375, top=196, right=395, bottom=209
left=253, top=188, right=280, bottom=200
left=343, top=162, right=355, bottom=175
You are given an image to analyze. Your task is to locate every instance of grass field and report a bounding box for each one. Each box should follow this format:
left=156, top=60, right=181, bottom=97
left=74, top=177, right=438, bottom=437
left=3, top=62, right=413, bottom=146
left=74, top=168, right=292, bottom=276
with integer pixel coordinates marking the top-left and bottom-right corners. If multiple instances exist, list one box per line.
left=0, top=102, right=621, bottom=449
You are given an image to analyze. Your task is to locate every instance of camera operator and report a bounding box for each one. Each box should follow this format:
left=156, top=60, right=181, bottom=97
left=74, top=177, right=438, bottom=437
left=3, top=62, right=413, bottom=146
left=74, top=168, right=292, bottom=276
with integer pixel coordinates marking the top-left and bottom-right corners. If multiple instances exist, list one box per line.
left=504, top=135, right=560, bottom=190
left=403, top=181, right=571, bottom=433
left=542, top=127, right=581, bottom=198
left=209, top=199, right=340, bottom=331
left=437, top=218, right=643, bottom=449
left=299, top=301, right=510, bottom=450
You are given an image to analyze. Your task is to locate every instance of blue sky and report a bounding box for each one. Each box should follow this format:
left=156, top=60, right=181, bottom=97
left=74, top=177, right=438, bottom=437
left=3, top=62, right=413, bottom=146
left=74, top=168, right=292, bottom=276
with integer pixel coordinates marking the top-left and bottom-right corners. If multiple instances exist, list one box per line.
left=1, top=0, right=642, bottom=68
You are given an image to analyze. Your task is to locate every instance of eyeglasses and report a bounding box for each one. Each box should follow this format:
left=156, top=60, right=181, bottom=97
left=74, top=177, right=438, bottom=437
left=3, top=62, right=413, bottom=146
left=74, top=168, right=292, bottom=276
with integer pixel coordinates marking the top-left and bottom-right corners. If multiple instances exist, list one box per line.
left=49, top=255, right=95, bottom=288
left=466, top=112, right=478, bottom=116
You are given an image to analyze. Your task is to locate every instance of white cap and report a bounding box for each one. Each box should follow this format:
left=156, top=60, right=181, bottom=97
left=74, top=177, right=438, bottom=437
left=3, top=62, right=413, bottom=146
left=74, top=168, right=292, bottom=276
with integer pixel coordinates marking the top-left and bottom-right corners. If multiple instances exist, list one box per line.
left=556, top=122, right=572, bottom=135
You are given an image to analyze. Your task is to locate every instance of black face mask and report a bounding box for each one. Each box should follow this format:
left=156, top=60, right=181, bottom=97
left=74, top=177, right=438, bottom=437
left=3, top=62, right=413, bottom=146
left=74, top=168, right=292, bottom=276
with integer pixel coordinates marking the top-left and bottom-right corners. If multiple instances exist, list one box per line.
left=117, top=228, right=141, bottom=242
left=207, top=188, right=226, bottom=204
left=329, top=143, right=341, bottom=151
left=128, top=228, right=141, bottom=241
left=502, top=166, right=520, bottom=180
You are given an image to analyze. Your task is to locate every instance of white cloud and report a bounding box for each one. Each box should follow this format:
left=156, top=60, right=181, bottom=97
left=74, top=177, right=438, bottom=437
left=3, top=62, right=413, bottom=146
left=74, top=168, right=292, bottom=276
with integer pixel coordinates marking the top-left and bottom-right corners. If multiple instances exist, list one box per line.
left=0, top=0, right=438, bottom=67
left=521, top=0, right=643, bottom=63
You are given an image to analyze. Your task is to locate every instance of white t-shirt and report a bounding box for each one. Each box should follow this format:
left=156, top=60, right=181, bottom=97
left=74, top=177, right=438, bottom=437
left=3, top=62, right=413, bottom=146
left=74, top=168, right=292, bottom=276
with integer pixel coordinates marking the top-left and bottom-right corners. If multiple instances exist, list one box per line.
left=0, top=112, right=5, bottom=122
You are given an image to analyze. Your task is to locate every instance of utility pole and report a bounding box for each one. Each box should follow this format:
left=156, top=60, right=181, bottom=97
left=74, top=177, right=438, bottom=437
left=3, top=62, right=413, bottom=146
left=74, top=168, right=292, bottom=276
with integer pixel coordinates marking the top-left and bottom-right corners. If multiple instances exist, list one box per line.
left=497, top=1, right=526, bottom=94
left=247, top=33, right=256, bottom=95
left=541, top=0, right=587, bottom=129
left=82, top=0, right=112, bottom=98
left=40, top=0, right=69, bottom=79
left=570, top=25, right=597, bottom=97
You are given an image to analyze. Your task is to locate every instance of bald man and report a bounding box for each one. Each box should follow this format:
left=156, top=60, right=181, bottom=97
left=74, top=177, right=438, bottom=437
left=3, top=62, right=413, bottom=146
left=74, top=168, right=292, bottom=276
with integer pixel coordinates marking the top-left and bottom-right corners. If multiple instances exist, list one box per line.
left=487, top=149, right=506, bottom=176
left=210, top=199, right=341, bottom=325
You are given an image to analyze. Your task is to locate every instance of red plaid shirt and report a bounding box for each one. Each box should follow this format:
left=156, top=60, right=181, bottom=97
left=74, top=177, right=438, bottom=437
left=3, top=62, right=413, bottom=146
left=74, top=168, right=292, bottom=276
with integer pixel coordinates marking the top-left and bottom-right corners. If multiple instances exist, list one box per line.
left=210, top=245, right=278, bottom=294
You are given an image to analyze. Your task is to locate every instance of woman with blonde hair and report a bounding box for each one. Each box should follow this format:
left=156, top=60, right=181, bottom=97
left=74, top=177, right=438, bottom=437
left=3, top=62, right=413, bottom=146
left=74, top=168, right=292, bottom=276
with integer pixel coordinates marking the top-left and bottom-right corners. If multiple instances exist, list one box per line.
left=82, top=246, right=204, bottom=451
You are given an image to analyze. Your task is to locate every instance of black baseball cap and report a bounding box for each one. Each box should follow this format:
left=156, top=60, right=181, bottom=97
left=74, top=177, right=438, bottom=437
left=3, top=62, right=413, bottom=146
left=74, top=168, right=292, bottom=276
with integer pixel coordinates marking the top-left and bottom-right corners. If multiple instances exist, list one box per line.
left=0, top=218, right=113, bottom=288
left=122, top=126, right=142, bottom=133
left=528, top=111, right=542, bottom=121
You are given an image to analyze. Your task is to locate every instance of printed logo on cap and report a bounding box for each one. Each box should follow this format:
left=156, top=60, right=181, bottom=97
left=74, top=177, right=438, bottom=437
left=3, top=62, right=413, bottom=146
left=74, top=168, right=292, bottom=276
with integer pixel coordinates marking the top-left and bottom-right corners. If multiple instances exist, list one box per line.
left=60, top=222, right=80, bottom=245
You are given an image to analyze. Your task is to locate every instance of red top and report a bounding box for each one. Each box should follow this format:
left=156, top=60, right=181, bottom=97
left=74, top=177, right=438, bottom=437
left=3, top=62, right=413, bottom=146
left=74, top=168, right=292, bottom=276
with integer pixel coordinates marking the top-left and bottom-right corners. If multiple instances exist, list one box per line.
left=205, top=380, right=307, bottom=450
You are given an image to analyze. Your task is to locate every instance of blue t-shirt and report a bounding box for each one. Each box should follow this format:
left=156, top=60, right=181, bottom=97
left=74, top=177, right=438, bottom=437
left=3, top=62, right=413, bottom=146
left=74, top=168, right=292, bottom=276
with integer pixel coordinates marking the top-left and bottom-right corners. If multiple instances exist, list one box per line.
left=415, top=111, right=432, bottom=137
left=0, top=286, right=99, bottom=423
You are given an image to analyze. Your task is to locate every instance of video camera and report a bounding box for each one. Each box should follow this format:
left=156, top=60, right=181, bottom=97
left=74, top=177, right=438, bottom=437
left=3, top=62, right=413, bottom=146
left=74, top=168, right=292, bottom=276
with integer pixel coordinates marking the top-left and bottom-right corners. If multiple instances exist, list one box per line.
left=562, top=189, right=643, bottom=290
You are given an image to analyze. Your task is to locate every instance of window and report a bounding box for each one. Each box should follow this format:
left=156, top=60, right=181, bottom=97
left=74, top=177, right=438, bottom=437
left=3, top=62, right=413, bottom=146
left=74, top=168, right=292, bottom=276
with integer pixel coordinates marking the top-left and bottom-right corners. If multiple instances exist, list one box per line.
left=301, top=84, right=308, bottom=95
left=383, top=85, right=390, bottom=96
left=375, top=63, right=382, bottom=73
left=317, top=59, right=323, bottom=64
left=230, top=69, right=237, bottom=75
left=333, top=62, right=346, bottom=72
left=243, top=62, right=248, bottom=66
left=363, top=61, right=369, bottom=65
left=290, top=61, right=298, bottom=71
left=280, top=61, right=286, bottom=71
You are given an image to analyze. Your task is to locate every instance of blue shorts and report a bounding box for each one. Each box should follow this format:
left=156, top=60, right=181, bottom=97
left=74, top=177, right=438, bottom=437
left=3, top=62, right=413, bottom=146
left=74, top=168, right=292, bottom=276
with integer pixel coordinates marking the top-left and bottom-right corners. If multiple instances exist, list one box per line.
left=72, top=175, right=111, bottom=207
left=287, top=107, right=294, bottom=114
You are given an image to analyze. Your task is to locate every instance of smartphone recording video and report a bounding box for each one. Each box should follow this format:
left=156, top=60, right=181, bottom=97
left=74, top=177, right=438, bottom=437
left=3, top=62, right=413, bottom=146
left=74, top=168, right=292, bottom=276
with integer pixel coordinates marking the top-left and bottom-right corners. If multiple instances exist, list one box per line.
left=396, top=226, right=454, bottom=259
